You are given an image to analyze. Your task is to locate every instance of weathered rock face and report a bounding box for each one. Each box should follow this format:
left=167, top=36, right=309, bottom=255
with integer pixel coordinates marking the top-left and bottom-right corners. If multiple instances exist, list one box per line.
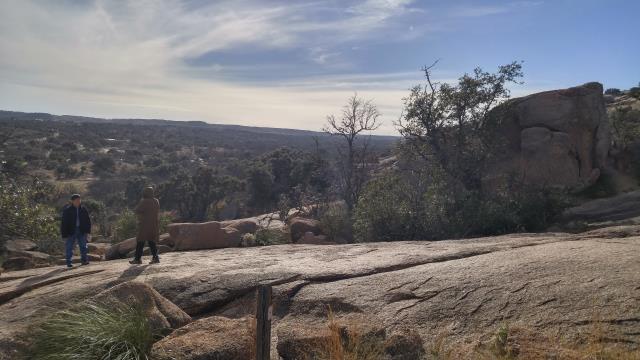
left=151, top=316, right=254, bottom=360
left=0, top=227, right=639, bottom=358
left=488, top=82, right=610, bottom=189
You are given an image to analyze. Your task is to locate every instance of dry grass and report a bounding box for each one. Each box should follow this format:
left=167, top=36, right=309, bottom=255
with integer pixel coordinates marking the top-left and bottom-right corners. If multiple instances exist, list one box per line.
left=304, top=308, right=386, bottom=360
left=428, top=322, right=640, bottom=360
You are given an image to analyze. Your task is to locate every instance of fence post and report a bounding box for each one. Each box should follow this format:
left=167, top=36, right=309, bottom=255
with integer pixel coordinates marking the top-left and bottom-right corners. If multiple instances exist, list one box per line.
left=255, top=284, right=273, bottom=360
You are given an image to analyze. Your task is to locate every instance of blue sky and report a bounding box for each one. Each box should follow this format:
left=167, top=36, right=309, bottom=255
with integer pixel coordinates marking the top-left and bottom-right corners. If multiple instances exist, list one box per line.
left=0, top=0, right=638, bottom=134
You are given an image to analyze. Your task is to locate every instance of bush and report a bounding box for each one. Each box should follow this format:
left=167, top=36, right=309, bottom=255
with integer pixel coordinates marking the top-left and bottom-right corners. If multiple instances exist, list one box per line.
left=82, top=199, right=108, bottom=236
left=0, top=175, right=59, bottom=253
left=604, top=88, right=622, bottom=96
left=353, top=171, right=569, bottom=242
left=319, top=203, right=353, bottom=242
left=353, top=174, right=420, bottom=242
left=113, top=208, right=137, bottom=243
left=255, top=228, right=289, bottom=246
left=29, top=302, right=155, bottom=360
left=629, top=87, right=640, bottom=99
left=92, top=155, right=116, bottom=176
left=159, top=211, right=174, bottom=234
left=576, top=173, right=617, bottom=199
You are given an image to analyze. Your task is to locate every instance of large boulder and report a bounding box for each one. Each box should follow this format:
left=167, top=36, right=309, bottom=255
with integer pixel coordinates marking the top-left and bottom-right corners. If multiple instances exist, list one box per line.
left=487, top=82, right=610, bottom=189
left=168, top=221, right=242, bottom=251
left=87, top=242, right=111, bottom=256
left=221, top=218, right=259, bottom=235
left=105, top=237, right=137, bottom=260
left=561, top=190, right=640, bottom=225
left=1, top=251, right=51, bottom=271
left=290, top=218, right=321, bottom=243
left=3, top=239, right=37, bottom=254
left=151, top=316, right=254, bottom=360
left=91, top=281, right=191, bottom=333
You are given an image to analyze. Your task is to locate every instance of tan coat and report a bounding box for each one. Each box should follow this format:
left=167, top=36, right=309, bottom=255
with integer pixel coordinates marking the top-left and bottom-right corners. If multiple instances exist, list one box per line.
left=135, top=187, right=160, bottom=243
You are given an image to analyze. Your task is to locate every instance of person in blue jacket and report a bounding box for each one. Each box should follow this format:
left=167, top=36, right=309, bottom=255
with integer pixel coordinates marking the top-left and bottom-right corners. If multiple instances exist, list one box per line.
left=60, top=194, right=91, bottom=268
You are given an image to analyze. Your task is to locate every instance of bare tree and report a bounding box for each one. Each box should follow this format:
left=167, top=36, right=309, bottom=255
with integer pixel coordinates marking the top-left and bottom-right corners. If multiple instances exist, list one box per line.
left=324, top=93, right=382, bottom=210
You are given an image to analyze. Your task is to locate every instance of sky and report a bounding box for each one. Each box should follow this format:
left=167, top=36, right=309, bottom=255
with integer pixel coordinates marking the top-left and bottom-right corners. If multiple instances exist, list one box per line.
left=0, top=0, right=638, bottom=135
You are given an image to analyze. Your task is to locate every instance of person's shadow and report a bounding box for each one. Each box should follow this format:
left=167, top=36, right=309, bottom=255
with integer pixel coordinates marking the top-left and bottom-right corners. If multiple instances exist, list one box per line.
left=106, top=265, right=150, bottom=287
left=18, top=268, right=67, bottom=287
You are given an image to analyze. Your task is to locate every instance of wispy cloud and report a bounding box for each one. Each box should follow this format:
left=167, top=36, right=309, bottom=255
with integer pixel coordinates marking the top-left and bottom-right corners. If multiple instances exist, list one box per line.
left=451, top=1, right=543, bottom=18
left=0, top=0, right=546, bottom=135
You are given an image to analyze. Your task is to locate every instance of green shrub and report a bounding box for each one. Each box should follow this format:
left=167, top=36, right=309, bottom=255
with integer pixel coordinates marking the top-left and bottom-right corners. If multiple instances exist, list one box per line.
left=576, top=173, right=617, bottom=199
left=604, top=88, right=622, bottom=96
left=0, top=175, right=59, bottom=253
left=113, top=208, right=137, bottom=243
left=353, top=171, right=569, bottom=242
left=353, top=174, right=419, bottom=242
left=29, top=302, right=155, bottom=360
left=255, top=228, right=289, bottom=246
left=159, top=211, right=174, bottom=234
left=319, top=203, right=353, bottom=242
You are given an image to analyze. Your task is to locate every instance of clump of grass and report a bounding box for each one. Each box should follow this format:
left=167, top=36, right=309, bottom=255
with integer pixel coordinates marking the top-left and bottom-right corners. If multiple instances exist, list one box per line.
left=429, top=322, right=640, bottom=360
left=29, top=301, right=156, bottom=360
left=309, top=308, right=385, bottom=360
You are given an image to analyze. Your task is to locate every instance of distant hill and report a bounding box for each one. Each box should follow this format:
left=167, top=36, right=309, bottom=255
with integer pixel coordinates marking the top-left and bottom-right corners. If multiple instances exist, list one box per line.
left=0, top=110, right=398, bottom=152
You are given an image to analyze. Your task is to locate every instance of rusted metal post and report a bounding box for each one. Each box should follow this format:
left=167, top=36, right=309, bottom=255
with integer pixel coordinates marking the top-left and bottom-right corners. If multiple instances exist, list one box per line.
left=255, top=284, right=273, bottom=360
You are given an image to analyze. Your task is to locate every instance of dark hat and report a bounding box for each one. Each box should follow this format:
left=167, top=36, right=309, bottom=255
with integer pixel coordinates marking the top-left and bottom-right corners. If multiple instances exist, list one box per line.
left=70, top=194, right=81, bottom=200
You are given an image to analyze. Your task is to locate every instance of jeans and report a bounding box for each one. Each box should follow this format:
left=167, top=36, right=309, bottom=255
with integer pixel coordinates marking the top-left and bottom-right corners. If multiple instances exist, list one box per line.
left=65, top=228, right=88, bottom=266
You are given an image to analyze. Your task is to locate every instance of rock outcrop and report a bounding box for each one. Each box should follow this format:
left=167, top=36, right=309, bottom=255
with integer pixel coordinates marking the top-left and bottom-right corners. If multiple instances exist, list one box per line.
left=91, top=282, right=191, bottom=332
left=487, top=82, right=610, bottom=189
left=289, top=218, right=322, bottom=243
left=1, top=227, right=639, bottom=358
left=559, top=190, right=640, bottom=231
left=151, top=316, right=254, bottom=360
left=1, top=251, right=51, bottom=271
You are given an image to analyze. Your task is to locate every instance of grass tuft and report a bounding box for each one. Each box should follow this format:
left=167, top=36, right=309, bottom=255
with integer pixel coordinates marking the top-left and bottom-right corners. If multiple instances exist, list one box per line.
left=309, top=308, right=386, bottom=360
left=29, top=301, right=156, bottom=360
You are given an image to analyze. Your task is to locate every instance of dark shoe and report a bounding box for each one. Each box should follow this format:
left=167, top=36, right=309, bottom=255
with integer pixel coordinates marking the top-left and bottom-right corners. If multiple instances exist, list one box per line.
left=66, top=264, right=74, bottom=268
left=149, top=257, right=160, bottom=264
left=129, top=259, right=142, bottom=265
left=81, top=262, right=90, bottom=266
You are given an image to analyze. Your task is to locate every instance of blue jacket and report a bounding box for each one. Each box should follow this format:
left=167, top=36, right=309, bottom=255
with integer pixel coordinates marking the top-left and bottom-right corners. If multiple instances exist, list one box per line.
left=60, top=205, right=91, bottom=238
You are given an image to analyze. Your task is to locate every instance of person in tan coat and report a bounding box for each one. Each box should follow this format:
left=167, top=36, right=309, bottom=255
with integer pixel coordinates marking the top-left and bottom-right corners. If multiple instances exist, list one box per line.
left=130, top=187, right=160, bottom=265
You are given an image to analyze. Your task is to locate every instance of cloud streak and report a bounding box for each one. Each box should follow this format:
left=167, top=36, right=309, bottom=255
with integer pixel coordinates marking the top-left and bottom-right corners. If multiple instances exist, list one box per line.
left=0, top=0, right=543, bottom=135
